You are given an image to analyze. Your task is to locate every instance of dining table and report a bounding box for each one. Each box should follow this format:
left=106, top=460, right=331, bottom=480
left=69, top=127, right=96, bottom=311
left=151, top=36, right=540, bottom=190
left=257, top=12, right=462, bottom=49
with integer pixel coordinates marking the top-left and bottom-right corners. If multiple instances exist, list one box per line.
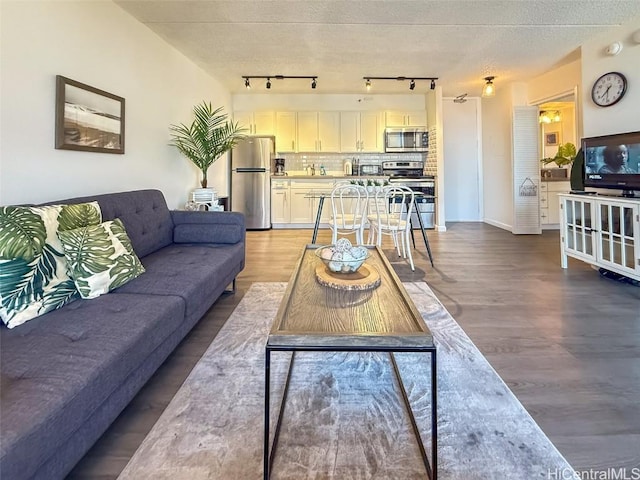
left=306, top=190, right=434, bottom=267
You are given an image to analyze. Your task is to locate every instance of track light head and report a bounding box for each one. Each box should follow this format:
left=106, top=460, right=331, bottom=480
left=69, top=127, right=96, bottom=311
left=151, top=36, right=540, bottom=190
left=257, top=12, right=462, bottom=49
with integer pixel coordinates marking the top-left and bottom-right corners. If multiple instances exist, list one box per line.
left=409, top=79, right=416, bottom=90
left=365, top=79, right=371, bottom=91
left=244, top=77, right=250, bottom=89
left=311, top=77, right=317, bottom=89
left=266, top=78, right=271, bottom=89
left=430, top=79, right=436, bottom=90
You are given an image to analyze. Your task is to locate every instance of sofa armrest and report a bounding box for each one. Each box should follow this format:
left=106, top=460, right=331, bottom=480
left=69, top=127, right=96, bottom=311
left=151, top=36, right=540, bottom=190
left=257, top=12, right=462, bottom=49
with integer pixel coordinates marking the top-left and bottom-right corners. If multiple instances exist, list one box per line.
left=170, top=211, right=245, bottom=244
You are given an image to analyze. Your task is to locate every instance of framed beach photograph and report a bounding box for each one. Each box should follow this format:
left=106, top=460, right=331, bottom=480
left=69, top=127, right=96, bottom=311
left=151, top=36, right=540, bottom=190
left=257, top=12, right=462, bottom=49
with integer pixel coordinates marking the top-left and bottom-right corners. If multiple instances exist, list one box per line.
left=55, top=75, right=125, bottom=154
left=544, top=131, right=559, bottom=146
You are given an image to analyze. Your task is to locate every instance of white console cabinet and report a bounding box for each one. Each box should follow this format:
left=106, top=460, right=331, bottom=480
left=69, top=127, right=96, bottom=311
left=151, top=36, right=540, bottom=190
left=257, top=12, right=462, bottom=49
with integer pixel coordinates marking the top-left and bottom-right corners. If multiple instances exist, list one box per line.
left=559, top=194, right=640, bottom=281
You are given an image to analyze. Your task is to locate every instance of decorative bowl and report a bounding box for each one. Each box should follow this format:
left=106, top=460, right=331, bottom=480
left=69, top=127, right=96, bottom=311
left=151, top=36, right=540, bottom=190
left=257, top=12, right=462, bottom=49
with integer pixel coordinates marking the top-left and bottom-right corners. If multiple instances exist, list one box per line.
left=315, top=240, right=370, bottom=274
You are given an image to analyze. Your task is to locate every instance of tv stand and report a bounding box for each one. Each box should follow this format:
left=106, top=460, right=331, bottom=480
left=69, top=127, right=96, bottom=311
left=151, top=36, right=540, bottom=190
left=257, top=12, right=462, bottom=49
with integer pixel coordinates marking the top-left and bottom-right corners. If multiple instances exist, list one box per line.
left=558, top=193, right=640, bottom=281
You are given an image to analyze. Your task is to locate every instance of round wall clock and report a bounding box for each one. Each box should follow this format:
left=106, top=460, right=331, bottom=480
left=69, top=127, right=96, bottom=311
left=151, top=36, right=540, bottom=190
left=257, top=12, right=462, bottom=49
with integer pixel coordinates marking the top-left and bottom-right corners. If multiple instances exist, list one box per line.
left=591, top=71, right=627, bottom=107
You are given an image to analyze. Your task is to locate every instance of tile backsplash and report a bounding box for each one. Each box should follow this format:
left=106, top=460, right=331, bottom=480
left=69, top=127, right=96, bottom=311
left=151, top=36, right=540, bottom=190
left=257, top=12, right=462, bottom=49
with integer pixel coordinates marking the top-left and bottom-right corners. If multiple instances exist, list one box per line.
left=277, top=152, right=425, bottom=173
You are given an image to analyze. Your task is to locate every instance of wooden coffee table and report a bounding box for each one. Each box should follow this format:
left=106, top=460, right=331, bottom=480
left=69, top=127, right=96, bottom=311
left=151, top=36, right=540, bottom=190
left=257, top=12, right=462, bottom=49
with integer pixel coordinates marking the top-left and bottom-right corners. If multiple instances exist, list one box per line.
left=264, top=245, right=437, bottom=479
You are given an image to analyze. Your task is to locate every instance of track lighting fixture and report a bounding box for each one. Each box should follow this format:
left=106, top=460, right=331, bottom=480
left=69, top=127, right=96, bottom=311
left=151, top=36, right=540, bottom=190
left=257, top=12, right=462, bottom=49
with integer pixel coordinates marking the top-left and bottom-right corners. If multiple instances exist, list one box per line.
left=363, top=76, right=438, bottom=91
left=482, top=76, right=496, bottom=97
left=241, top=75, right=319, bottom=90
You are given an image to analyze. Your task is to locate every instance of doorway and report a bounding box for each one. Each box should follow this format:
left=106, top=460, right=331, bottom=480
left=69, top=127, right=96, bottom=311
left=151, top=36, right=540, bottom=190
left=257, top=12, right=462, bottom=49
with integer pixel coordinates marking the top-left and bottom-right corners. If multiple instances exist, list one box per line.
left=443, top=97, right=482, bottom=221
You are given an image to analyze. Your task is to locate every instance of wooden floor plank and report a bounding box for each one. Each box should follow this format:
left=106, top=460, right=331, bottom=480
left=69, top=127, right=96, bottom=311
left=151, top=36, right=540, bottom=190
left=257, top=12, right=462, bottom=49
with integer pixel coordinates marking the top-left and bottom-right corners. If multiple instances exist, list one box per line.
left=67, top=224, right=640, bottom=478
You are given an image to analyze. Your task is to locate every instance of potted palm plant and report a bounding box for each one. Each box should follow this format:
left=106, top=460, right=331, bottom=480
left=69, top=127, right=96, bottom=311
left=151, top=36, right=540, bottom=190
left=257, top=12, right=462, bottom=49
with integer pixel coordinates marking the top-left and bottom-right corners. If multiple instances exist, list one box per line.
left=169, top=102, right=246, bottom=190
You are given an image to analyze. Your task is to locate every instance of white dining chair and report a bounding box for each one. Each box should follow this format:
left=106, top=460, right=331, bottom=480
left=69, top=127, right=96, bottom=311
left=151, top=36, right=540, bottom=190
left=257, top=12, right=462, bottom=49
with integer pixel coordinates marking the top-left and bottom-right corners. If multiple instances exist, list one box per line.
left=329, top=184, right=369, bottom=245
left=367, top=185, right=416, bottom=270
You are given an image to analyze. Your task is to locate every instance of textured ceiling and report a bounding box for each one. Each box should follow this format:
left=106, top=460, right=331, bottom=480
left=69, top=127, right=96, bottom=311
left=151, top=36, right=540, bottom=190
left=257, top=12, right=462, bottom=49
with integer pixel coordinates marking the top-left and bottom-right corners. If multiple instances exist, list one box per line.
left=115, top=0, right=640, bottom=97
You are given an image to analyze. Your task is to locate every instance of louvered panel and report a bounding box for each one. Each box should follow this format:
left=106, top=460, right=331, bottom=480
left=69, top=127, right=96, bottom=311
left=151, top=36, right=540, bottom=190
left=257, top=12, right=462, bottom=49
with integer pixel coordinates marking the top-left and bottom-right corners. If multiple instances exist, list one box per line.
left=512, top=106, right=541, bottom=234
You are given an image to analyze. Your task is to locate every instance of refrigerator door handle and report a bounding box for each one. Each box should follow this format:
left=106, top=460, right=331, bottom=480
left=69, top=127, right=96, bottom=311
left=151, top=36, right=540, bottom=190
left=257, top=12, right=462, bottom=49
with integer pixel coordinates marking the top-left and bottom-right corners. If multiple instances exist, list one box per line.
left=235, top=167, right=268, bottom=173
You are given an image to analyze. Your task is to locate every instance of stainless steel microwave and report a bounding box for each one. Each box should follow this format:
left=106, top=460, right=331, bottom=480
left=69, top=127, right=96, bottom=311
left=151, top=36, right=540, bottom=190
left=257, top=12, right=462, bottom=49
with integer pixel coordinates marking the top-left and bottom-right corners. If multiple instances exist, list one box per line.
left=384, top=127, right=429, bottom=153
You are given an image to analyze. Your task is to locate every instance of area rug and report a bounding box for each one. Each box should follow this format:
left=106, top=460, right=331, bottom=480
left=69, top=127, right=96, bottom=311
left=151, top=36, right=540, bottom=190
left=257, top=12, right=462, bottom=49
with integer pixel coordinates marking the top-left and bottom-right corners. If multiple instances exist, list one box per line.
left=118, top=282, right=576, bottom=479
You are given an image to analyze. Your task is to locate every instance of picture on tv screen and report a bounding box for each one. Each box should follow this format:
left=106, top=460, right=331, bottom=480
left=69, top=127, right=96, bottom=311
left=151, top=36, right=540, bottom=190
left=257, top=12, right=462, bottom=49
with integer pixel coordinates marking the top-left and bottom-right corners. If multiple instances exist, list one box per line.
left=584, top=142, right=640, bottom=175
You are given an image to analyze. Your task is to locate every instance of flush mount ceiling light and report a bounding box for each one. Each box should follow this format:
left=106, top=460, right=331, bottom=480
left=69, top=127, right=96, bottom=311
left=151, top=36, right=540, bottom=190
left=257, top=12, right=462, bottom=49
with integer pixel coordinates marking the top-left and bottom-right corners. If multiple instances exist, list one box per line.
left=539, top=110, right=562, bottom=124
left=242, top=75, right=318, bottom=90
left=482, top=76, right=496, bottom=97
left=363, top=76, right=438, bottom=91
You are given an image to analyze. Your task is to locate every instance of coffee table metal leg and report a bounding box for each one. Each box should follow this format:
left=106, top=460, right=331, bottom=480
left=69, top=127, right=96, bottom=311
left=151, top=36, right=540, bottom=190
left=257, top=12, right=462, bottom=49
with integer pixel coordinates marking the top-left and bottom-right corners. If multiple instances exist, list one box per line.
left=264, top=348, right=271, bottom=480
left=264, top=350, right=297, bottom=480
left=389, top=351, right=437, bottom=480
left=431, top=350, right=438, bottom=480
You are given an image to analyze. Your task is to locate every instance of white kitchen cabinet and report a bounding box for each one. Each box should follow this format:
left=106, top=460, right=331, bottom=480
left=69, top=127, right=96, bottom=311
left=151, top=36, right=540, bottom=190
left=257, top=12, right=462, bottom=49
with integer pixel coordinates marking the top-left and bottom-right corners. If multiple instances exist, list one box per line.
left=271, top=179, right=290, bottom=226
left=277, top=179, right=335, bottom=226
left=275, top=112, right=297, bottom=152
left=290, top=189, right=315, bottom=223
left=318, top=112, right=341, bottom=152
left=540, top=181, right=570, bottom=228
left=297, top=112, right=341, bottom=152
left=234, top=111, right=275, bottom=135
left=559, top=193, right=640, bottom=281
left=385, top=110, right=427, bottom=127
left=340, top=111, right=382, bottom=152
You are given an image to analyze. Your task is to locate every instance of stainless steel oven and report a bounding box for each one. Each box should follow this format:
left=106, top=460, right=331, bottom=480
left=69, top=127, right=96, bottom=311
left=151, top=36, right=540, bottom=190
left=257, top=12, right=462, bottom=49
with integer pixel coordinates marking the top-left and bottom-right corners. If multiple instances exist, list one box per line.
left=382, top=161, right=435, bottom=229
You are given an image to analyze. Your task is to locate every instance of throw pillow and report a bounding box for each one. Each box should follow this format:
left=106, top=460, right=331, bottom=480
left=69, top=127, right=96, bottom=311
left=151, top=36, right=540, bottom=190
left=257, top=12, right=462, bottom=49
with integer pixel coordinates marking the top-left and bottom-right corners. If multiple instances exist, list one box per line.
left=58, top=218, right=145, bottom=299
left=0, top=202, right=102, bottom=328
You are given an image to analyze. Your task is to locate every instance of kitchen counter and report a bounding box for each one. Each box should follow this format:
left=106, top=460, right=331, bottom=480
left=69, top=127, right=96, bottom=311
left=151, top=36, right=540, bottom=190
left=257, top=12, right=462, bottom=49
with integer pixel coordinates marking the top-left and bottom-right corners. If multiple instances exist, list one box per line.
left=272, top=175, right=389, bottom=180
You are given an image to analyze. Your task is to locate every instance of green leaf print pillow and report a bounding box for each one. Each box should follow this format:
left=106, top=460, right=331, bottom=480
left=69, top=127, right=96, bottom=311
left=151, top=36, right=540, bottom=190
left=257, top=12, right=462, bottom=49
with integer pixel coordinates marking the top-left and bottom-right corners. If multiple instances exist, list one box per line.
left=58, top=218, right=145, bottom=299
left=0, top=202, right=102, bottom=328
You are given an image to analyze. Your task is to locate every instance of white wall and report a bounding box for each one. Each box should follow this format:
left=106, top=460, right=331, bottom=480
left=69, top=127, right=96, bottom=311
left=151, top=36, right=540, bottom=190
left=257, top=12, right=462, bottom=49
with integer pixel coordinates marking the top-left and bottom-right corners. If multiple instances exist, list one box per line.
left=581, top=16, right=640, bottom=136
left=0, top=1, right=230, bottom=208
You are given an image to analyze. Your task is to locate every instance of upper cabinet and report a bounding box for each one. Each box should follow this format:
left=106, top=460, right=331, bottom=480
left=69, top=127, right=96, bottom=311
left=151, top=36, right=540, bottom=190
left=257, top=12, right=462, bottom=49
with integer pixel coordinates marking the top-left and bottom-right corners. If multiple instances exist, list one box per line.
left=384, top=110, right=427, bottom=127
left=340, top=111, right=383, bottom=153
left=234, top=111, right=275, bottom=135
left=275, top=112, right=297, bottom=152
left=297, top=112, right=341, bottom=152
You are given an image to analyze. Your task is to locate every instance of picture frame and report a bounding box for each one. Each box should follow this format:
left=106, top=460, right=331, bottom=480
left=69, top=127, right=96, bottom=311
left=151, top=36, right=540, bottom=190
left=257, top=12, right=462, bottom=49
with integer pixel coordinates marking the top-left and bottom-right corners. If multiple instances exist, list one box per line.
left=55, top=75, right=125, bottom=154
left=545, top=131, right=559, bottom=146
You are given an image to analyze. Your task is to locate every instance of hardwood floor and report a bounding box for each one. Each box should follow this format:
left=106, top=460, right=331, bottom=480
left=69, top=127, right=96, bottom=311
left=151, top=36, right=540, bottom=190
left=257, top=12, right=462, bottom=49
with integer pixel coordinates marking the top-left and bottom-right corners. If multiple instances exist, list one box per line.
left=68, top=224, right=640, bottom=479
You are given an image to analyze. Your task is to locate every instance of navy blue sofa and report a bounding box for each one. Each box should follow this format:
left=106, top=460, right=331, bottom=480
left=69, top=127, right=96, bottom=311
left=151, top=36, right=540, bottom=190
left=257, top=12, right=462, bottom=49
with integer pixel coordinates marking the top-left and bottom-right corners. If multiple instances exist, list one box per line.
left=0, top=189, right=245, bottom=480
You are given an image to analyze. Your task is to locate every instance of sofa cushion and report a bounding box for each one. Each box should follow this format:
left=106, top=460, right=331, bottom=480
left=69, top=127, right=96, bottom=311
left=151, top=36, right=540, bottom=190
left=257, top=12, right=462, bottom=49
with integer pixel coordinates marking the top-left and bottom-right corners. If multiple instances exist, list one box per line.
left=44, top=190, right=174, bottom=258
left=0, top=202, right=101, bottom=328
left=0, top=292, right=185, bottom=480
left=115, top=242, right=244, bottom=322
left=59, top=219, right=145, bottom=299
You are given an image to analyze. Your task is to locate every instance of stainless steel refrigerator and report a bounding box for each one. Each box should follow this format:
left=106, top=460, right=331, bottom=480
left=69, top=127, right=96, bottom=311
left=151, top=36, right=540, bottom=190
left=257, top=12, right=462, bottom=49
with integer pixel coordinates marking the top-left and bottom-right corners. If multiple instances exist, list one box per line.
left=230, top=136, right=274, bottom=229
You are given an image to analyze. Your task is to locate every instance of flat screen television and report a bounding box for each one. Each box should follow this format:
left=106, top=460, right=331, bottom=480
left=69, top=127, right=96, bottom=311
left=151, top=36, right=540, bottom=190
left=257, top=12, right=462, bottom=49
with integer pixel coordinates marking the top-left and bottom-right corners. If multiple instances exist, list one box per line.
left=583, top=130, right=640, bottom=197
